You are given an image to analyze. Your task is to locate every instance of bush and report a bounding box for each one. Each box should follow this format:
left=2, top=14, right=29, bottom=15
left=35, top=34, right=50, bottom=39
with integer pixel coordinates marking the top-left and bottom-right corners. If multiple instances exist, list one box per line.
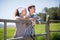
left=50, top=32, right=60, bottom=40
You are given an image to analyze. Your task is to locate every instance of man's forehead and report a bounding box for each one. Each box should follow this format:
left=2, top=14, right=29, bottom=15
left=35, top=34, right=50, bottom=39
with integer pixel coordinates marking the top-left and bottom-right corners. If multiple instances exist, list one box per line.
left=28, top=5, right=35, bottom=8
left=32, top=7, right=35, bottom=9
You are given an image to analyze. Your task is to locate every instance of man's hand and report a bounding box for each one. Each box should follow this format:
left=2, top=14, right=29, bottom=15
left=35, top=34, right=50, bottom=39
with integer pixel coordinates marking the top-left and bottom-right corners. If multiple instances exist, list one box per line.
left=34, top=17, right=38, bottom=20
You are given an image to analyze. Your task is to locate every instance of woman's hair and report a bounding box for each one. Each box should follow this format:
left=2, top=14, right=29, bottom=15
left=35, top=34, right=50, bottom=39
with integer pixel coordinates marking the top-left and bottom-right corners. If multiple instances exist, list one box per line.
left=15, top=9, right=20, bottom=16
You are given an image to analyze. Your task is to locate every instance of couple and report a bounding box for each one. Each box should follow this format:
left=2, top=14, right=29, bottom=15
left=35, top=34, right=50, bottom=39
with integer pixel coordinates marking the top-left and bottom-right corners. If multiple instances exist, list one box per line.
left=14, top=5, right=37, bottom=40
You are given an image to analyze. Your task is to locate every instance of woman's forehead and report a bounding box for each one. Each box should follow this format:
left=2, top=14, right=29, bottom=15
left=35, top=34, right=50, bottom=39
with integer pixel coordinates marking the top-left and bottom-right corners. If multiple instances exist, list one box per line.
left=18, top=7, right=26, bottom=13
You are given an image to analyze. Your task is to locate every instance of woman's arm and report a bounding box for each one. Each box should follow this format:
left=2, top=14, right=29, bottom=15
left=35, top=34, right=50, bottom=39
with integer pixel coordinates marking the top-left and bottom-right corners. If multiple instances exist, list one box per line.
left=15, top=16, right=25, bottom=20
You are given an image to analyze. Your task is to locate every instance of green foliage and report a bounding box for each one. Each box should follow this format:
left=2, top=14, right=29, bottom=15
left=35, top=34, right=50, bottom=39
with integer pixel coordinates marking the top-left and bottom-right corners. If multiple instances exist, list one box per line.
left=44, top=5, right=60, bottom=20
left=37, top=13, right=46, bottom=21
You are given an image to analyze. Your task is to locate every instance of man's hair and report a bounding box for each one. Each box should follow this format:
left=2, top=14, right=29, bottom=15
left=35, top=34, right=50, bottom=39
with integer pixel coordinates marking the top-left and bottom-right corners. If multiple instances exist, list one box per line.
left=28, top=5, right=35, bottom=12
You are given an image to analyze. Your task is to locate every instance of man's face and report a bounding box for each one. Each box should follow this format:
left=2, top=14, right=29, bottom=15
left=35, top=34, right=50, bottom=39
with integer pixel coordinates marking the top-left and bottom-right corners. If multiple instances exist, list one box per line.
left=30, top=7, right=36, bottom=13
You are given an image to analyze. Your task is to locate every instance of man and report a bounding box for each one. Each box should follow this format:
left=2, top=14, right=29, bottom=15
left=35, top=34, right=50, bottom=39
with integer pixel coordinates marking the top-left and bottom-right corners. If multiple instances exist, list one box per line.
left=28, top=5, right=36, bottom=15
left=28, top=5, right=37, bottom=25
left=28, top=5, right=41, bottom=24
left=28, top=5, right=37, bottom=40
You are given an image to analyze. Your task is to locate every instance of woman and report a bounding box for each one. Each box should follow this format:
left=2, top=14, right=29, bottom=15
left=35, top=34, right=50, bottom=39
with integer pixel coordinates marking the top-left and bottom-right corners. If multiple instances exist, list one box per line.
left=14, top=7, right=27, bottom=38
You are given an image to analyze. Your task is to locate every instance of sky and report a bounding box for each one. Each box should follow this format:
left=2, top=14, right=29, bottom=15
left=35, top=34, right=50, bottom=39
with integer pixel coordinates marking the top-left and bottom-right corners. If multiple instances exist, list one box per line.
left=0, top=0, right=60, bottom=19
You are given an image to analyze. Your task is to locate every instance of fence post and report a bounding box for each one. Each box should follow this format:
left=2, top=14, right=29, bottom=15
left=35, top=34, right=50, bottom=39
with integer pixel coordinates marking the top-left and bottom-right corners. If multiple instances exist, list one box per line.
left=45, top=14, right=50, bottom=40
left=4, top=21, right=7, bottom=40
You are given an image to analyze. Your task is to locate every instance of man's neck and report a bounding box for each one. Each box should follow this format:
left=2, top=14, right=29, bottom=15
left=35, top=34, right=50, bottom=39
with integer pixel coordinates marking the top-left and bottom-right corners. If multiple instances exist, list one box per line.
left=29, top=12, right=34, bottom=15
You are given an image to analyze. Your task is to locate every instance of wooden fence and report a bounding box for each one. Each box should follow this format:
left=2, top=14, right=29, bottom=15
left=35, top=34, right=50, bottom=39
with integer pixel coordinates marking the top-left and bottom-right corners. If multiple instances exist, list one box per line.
left=0, top=17, right=60, bottom=40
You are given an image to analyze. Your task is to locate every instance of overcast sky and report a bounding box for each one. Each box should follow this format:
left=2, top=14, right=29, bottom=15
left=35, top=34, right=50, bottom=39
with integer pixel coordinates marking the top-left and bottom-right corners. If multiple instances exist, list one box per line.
left=0, top=0, right=60, bottom=19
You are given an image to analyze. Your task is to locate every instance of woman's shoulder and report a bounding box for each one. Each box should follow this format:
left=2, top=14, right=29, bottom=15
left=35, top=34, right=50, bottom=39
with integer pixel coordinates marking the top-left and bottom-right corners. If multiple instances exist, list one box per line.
left=15, top=16, right=20, bottom=19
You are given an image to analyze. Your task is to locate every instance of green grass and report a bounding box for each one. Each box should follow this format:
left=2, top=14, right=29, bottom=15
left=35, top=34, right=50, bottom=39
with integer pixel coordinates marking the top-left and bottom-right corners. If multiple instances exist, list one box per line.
left=35, top=24, right=45, bottom=34
left=35, top=23, right=60, bottom=40
left=0, top=28, right=4, bottom=40
left=0, top=23, right=60, bottom=40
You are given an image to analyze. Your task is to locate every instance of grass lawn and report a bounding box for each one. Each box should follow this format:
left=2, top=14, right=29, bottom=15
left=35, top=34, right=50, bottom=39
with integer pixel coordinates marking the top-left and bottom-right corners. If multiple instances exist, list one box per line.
left=0, top=23, right=60, bottom=40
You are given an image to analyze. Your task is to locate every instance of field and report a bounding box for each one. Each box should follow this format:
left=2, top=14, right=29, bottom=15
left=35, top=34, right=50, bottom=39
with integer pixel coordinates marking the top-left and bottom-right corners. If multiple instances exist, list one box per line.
left=0, top=23, right=60, bottom=40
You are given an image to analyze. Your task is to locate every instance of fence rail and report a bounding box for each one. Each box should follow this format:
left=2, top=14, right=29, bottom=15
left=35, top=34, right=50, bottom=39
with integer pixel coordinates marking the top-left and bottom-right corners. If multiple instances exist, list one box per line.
left=0, top=18, right=60, bottom=40
left=50, top=20, right=60, bottom=22
left=50, top=30, right=60, bottom=32
left=0, top=19, right=31, bottom=23
left=0, top=19, right=32, bottom=40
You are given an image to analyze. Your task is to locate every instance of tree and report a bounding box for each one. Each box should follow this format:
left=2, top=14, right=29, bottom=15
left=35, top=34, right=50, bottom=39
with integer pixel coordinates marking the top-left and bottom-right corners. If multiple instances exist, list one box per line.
left=44, top=4, right=60, bottom=20
left=37, top=13, right=46, bottom=21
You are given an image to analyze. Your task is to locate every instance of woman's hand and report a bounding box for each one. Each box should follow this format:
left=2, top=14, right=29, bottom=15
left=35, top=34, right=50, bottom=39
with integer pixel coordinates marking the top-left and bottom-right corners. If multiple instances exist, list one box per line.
left=16, top=17, right=25, bottom=20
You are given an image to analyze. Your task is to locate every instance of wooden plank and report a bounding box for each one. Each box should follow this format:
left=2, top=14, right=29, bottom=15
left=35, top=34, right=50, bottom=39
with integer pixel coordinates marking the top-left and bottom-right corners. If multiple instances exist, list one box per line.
left=0, top=19, right=46, bottom=24
left=7, top=37, right=24, bottom=40
left=50, top=30, right=60, bottom=32
left=7, top=37, right=33, bottom=40
left=4, top=22, right=7, bottom=40
left=45, top=14, right=50, bottom=40
left=0, top=19, right=31, bottom=23
left=35, top=33, right=47, bottom=37
left=50, top=20, right=60, bottom=22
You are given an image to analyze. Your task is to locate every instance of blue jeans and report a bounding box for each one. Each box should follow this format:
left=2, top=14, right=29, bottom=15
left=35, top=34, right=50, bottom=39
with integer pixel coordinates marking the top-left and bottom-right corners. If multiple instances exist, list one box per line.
left=24, top=23, right=35, bottom=37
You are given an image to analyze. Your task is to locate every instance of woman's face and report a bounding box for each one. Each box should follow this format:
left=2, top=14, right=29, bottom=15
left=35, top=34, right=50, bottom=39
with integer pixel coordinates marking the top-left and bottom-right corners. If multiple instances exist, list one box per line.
left=21, top=9, right=27, bottom=16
